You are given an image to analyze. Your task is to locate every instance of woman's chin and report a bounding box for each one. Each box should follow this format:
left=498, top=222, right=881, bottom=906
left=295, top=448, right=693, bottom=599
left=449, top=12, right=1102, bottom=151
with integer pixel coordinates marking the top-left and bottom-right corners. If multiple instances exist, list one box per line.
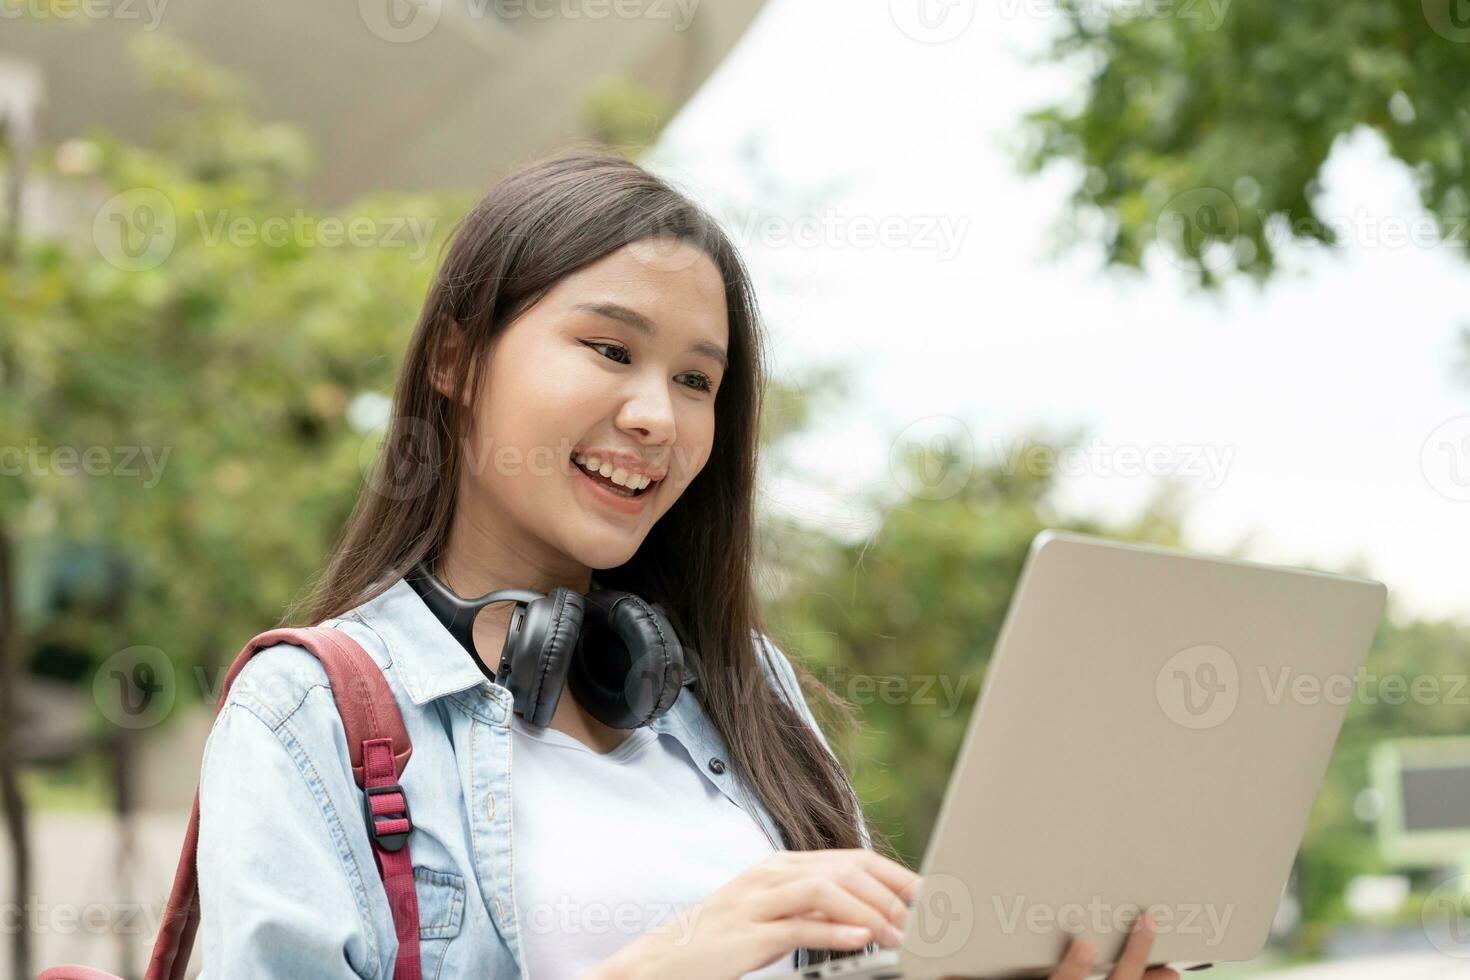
left=559, top=528, right=646, bottom=573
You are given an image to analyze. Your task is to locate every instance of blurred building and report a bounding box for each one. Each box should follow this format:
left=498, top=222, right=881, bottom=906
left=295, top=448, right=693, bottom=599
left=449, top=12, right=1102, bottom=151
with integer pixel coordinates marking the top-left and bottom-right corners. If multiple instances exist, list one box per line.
left=0, top=0, right=769, bottom=202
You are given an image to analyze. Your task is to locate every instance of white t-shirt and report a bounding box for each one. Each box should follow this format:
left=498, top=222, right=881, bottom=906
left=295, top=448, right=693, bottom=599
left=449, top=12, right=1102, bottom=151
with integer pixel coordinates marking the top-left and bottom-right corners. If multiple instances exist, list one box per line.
left=510, top=713, right=793, bottom=980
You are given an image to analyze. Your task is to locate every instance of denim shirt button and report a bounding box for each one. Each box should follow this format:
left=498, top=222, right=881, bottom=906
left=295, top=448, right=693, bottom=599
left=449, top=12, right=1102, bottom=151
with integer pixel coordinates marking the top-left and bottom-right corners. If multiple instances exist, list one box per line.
left=708, top=757, right=726, bottom=775
left=486, top=791, right=495, bottom=822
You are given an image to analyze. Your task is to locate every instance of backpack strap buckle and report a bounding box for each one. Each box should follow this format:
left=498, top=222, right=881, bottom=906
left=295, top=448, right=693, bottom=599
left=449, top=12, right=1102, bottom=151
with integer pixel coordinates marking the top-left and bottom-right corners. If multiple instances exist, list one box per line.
left=363, top=783, right=413, bottom=852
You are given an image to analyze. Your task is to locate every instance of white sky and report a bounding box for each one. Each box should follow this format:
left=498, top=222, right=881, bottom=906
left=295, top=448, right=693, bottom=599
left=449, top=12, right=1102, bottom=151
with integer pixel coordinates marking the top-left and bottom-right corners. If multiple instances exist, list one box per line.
left=647, top=0, right=1470, bottom=627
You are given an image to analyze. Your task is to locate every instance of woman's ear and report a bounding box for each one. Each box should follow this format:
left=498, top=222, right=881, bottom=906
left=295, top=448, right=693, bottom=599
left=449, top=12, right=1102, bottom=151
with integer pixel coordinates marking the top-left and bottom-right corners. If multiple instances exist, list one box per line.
left=429, top=315, right=472, bottom=408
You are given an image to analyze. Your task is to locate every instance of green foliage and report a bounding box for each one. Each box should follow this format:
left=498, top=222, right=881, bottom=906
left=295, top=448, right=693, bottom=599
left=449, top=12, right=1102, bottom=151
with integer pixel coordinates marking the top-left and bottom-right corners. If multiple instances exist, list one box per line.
left=2, top=35, right=462, bottom=722
left=1020, top=0, right=1470, bottom=288
left=582, top=75, right=675, bottom=152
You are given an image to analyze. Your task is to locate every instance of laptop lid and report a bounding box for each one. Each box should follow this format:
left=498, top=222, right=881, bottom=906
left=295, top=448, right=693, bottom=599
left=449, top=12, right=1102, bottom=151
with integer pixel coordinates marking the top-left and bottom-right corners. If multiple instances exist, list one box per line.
left=897, top=530, right=1387, bottom=979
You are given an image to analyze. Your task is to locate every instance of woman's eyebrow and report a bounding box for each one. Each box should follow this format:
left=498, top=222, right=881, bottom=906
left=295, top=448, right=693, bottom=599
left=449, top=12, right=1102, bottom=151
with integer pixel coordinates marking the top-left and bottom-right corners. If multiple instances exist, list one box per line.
left=573, top=300, right=727, bottom=370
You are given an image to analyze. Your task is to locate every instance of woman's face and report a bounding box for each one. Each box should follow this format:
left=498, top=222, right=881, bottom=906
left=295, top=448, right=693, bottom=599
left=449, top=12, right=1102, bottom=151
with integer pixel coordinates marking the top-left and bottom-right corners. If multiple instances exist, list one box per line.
left=459, top=236, right=729, bottom=573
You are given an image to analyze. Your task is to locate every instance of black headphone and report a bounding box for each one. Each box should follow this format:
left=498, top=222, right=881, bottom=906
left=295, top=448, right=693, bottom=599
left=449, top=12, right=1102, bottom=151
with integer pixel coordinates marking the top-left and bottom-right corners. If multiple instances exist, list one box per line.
left=405, top=559, right=690, bottom=729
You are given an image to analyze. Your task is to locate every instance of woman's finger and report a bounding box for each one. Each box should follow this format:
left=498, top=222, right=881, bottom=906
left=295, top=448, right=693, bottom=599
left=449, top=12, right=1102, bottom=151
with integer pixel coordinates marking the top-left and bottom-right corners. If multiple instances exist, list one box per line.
left=784, top=849, right=922, bottom=897
left=789, top=860, right=912, bottom=930
left=755, top=878, right=898, bottom=944
left=1047, top=937, right=1097, bottom=980
left=755, top=918, right=873, bottom=959
left=850, top=849, right=925, bottom=901
left=1107, top=913, right=1158, bottom=979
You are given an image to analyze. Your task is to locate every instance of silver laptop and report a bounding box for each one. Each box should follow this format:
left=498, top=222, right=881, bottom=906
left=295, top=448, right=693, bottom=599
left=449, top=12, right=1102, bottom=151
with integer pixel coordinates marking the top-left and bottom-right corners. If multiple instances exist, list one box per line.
left=765, top=530, right=1387, bottom=980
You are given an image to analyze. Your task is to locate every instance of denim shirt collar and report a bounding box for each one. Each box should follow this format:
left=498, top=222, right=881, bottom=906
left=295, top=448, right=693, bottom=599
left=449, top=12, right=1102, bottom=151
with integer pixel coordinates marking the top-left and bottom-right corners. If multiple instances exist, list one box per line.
left=355, top=576, right=492, bottom=707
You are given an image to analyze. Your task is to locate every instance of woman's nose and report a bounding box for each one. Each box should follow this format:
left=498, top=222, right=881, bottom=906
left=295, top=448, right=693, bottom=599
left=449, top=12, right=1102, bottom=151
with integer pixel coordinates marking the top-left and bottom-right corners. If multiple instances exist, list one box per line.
left=617, top=381, right=677, bottom=445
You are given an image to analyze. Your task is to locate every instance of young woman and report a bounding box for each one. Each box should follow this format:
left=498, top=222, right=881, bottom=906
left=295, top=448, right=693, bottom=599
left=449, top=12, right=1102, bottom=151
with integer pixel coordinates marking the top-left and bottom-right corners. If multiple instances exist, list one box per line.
left=195, top=150, right=1179, bottom=980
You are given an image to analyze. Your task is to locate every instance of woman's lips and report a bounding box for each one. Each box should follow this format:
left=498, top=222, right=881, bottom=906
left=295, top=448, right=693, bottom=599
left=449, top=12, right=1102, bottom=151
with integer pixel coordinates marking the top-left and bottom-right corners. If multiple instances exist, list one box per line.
left=571, top=461, right=651, bottom=515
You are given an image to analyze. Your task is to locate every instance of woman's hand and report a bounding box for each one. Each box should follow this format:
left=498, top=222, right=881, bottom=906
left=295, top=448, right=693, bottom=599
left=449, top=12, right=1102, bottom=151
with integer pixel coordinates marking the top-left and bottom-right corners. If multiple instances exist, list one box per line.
left=585, top=848, right=921, bottom=980
left=1030, top=913, right=1180, bottom=980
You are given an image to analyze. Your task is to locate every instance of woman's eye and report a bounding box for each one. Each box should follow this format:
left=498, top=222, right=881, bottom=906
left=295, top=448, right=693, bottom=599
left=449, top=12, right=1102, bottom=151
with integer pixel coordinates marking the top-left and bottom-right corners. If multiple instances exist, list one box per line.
left=680, top=374, right=714, bottom=393
left=581, top=339, right=632, bottom=364
left=579, top=339, right=713, bottom=394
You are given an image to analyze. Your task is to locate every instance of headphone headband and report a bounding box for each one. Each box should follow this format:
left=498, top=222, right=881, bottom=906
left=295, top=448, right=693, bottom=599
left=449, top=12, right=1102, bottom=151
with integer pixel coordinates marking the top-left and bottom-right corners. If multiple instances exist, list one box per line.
left=404, top=559, right=693, bottom=726
left=404, top=563, right=542, bottom=658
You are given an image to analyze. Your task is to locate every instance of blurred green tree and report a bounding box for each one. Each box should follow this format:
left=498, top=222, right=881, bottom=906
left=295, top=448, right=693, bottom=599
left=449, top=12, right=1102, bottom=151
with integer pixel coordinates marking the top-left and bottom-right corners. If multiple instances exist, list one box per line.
left=0, top=33, right=459, bottom=976
left=2, top=32, right=459, bottom=691
left=1020, top=0, right=1470, bottom=288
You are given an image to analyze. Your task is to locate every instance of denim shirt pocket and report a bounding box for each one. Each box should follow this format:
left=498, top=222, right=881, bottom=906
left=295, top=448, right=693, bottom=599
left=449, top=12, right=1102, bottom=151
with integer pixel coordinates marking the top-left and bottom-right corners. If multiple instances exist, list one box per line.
left=413, top=865, right=466, bottom=979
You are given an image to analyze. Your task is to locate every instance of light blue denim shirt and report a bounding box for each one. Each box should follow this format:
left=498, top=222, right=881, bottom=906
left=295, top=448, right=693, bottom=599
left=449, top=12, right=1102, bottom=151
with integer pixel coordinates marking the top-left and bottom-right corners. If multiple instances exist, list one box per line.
left=197, top=574, right=874, bottom=979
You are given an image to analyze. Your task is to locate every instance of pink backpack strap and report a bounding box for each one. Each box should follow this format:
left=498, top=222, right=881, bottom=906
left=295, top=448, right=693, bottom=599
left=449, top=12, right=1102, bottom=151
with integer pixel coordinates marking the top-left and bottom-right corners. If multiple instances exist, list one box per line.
left=41, top=626, right=422, bottom=980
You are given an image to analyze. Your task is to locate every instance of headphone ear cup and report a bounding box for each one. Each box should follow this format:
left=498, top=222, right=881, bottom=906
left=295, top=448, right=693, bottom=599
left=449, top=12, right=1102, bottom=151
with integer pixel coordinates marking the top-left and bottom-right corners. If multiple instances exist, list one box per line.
left=569, top=590, right=684, bottom=729
left=506, top=588, right=584, bottom=727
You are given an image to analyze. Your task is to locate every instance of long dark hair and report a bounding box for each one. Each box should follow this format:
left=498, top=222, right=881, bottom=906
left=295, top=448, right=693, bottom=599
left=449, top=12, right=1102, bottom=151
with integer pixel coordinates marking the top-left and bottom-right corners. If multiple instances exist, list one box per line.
left=292, top=146, right=892, bottom=961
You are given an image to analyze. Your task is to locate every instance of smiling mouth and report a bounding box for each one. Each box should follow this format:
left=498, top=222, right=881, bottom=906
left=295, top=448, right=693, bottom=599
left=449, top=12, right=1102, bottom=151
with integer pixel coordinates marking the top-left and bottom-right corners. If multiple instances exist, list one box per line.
left=569, top=452, right=654, bottom=498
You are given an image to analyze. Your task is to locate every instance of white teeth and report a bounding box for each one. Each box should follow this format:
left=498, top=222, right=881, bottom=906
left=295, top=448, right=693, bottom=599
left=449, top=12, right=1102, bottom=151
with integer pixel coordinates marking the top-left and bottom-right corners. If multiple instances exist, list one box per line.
left=573, top=453, right=652, bottom=491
